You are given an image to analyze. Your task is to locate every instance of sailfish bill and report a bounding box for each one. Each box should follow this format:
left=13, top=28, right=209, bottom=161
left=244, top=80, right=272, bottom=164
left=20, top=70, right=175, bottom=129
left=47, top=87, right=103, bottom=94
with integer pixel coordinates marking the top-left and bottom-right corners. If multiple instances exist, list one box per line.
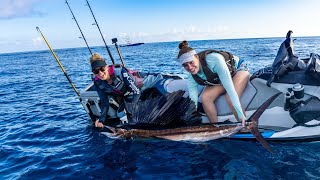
left=104, top=92, right=282, bottom=153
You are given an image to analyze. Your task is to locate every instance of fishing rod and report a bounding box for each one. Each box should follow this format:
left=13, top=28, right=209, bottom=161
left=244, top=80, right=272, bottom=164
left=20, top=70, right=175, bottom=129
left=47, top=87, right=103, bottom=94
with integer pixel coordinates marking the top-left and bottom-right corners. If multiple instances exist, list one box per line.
left=65, top=0, right=92, bottom=55
left=36, top=27, right=80, bottom=97
left=112, top=38, right=125, bottom=67
left=85, top=0, right=115, bottom=65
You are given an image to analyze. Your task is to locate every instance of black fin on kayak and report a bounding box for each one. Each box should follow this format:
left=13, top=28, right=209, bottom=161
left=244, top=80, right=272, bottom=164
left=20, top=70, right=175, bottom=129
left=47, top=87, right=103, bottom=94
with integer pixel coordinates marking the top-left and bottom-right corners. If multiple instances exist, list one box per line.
left=247, top=92, right=282, bottom=153
left=126, top=90, right=201, bottom=128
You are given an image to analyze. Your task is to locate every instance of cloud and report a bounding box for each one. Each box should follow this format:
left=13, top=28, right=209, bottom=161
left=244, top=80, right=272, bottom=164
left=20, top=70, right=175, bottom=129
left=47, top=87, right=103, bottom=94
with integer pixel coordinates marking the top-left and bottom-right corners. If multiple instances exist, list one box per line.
left=136, top=25, right=232, bottom=43
left=32, top=36, right=43, bottom=46
left=112, top=25, right=234, bottom=44
left=0, top=0, right=44, bottom=19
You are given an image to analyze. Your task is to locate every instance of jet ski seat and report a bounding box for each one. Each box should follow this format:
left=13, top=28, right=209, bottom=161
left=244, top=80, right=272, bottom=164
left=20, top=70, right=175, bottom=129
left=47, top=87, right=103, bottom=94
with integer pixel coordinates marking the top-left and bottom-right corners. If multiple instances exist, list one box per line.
left=166, top=79, right=257, bottom=117
left=198, top=80, right=257, bottom=116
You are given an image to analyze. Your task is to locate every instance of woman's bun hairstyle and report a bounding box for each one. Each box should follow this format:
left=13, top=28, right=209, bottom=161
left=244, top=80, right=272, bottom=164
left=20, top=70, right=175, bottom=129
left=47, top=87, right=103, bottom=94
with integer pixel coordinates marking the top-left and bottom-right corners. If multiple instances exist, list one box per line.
left=177, top=40, right=194, bottom=58
left=179, top=40, right=189, bottom=50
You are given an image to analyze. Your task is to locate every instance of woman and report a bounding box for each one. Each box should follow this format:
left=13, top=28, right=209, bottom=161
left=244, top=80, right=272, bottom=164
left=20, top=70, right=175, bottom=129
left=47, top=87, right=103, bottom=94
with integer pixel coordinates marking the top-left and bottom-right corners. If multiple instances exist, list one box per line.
left=177, top=41, right=249, bottom=125
left=90, top=53, right=163, bottom=128
left=90, top=53, right=142, bottom=128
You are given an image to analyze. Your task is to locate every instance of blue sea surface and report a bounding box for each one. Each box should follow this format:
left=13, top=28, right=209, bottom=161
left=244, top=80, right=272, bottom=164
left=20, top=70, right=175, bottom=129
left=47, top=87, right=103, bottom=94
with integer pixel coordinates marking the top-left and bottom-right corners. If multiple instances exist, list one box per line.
left=1, top=37, right=320, bottom=179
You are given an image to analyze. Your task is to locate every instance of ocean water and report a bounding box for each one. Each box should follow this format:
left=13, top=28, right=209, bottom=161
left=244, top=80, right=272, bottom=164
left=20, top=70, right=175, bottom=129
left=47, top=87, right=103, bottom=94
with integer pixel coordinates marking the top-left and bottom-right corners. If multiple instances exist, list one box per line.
left=1, top=37, right=320, bottom=179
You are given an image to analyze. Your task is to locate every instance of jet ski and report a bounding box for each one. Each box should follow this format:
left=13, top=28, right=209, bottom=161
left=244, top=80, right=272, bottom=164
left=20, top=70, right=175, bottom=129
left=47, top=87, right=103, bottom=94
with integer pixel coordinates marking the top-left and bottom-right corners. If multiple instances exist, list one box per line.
left=79, top=31, right=320, bottom=142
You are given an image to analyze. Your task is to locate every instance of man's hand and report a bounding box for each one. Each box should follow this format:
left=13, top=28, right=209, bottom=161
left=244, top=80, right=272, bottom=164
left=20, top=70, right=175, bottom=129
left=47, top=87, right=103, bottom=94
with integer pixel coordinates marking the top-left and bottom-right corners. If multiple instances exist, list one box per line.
left=95, top=119, right=104, bottom=128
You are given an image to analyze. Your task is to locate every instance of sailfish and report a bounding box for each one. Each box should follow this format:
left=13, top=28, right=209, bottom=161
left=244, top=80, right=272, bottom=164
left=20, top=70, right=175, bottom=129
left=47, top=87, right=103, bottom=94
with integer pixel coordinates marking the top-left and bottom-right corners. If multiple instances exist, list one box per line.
left=103, top=90, right=281, bottom=153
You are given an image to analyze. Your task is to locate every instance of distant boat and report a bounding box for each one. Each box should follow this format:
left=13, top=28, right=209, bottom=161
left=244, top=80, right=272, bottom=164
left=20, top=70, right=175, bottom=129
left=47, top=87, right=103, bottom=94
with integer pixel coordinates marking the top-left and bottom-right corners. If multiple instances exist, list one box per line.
left=119, top=35, right=144, bottom=47
left=120, top=42, right=144, bottom=47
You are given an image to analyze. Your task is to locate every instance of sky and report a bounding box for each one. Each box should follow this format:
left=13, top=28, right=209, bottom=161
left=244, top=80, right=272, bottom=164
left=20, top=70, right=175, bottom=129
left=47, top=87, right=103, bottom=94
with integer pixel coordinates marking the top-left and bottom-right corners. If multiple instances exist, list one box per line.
left=0, top=0, right=320, bottom=54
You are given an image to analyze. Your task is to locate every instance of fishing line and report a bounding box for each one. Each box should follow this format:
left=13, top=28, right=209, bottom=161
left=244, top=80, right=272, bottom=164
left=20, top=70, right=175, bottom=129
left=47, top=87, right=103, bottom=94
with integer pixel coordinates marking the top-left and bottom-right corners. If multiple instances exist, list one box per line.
left=65, top=0, right=93, bottom=55
left=86, top=0, right=115, bottom=65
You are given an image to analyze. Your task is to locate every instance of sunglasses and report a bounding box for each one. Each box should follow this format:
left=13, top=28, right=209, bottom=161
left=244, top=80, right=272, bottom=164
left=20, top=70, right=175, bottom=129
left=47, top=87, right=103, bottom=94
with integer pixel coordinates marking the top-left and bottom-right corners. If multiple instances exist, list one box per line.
left=92, top=66, right=106, bottom=74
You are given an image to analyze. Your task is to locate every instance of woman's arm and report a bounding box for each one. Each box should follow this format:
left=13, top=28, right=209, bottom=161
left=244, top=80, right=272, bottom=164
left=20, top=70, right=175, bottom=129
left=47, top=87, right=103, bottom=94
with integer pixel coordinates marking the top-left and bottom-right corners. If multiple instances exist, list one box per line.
left=187, top=74, right=199, bottom=108
left=94, top=82, right=110, bottom=123
left=207, top=53, right=246, bottom=120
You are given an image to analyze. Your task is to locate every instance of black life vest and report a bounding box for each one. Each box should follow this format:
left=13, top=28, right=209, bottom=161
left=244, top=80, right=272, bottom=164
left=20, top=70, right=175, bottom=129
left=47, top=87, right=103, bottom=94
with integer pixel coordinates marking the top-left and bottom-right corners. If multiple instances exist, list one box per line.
left=95, top=65, right=140, bottom=96
left=192, top=50, right=237, bottom=86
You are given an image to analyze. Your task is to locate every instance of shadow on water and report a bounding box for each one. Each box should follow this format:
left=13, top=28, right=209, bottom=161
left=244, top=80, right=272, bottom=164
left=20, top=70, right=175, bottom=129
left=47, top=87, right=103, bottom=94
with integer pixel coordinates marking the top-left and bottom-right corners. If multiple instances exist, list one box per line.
left=100, top=140, right=138, bottom=179
left=81, top=134, right=320, bottom=179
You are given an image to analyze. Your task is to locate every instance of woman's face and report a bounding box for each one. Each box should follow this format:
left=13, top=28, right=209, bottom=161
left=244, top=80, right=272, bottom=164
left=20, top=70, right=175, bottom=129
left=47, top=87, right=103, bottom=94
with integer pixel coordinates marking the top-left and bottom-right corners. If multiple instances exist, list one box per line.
left=93, top=66, right=110, bottom=80
left=182, top=55, right=200, bottom=75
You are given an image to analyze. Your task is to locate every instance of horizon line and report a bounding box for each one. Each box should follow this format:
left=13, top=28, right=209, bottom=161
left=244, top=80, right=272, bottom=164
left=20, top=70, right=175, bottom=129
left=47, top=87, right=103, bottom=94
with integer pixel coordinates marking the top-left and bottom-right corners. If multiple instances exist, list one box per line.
left=1, top=35, right=319, bottom=55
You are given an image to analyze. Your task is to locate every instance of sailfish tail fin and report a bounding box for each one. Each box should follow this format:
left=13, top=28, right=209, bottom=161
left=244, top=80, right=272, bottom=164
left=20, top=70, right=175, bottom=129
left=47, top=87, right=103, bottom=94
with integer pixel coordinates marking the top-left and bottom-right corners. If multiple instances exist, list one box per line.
left=247, top=92, right=282, bottom=153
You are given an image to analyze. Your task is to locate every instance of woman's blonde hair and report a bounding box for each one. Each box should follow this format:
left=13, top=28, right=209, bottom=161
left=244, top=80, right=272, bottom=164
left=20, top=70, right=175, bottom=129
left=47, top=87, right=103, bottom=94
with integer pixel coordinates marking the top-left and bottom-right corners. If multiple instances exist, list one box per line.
left=89, top=53, right=106, bottom=65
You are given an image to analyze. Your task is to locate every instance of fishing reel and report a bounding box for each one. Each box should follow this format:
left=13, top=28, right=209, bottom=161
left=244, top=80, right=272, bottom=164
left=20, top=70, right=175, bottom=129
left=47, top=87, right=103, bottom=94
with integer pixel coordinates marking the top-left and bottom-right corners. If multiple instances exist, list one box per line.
left=284, top=83, right=305, bottom=111
left=112, top=38, right=118, bottom=44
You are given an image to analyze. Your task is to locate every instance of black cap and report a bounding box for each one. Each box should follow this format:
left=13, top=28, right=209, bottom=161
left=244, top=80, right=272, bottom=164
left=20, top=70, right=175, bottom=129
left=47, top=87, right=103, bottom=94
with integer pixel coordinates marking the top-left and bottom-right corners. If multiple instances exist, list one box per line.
left=91, top=60, right=107, bottom=71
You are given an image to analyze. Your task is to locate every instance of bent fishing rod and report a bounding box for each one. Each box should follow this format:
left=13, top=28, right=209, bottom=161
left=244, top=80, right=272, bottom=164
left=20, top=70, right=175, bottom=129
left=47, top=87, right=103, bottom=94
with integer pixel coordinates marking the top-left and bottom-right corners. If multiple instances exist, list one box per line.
left=85, top=0, right=115, bottom=65
left=65, top=0, right=92, bottom=56
left=36, top=27, right=80, bottom=97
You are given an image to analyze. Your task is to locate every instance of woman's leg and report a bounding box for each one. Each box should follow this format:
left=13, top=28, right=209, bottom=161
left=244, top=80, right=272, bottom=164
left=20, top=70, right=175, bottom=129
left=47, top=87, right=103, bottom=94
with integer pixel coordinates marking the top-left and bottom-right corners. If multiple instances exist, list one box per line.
left=225, top=71, right=250, bottom=120
left=201, top=85, right=226, bottom=123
